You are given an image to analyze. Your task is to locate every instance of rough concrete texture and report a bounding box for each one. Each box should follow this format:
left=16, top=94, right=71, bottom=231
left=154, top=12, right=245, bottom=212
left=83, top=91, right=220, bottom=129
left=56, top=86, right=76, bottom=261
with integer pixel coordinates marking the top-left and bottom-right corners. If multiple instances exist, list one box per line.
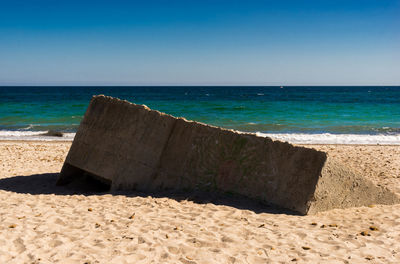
left=57, top=95, right=399, bottom=215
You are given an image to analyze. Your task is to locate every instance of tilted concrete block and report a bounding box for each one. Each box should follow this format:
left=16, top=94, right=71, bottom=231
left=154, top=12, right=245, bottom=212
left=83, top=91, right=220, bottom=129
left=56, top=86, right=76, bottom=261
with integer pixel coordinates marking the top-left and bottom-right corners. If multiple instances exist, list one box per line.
left=58, top=95, right=399, bottom=214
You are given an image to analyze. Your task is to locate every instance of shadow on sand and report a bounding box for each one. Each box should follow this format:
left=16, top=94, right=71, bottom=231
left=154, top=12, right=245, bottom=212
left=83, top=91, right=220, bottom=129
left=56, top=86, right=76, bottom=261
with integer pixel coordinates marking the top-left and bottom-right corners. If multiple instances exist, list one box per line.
left=0, top=173, right=299, bottom=215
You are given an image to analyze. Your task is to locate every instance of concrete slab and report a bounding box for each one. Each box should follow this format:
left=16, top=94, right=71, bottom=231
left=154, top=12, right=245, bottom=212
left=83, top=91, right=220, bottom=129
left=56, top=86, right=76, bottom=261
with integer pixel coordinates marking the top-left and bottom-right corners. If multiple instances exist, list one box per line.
left=57, top=95, right=399, bottom=214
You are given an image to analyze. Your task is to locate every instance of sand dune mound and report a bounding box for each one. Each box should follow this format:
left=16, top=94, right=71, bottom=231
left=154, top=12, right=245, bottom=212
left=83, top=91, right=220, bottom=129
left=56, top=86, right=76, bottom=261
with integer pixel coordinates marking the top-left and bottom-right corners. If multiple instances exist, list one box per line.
left=57, top=95, right=399, bottom=214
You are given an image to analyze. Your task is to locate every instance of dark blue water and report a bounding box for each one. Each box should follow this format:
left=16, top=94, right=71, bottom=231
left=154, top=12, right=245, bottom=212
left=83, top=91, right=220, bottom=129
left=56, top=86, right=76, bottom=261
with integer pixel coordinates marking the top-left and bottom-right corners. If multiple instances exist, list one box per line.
left=1, top=86, right=399, bottom=135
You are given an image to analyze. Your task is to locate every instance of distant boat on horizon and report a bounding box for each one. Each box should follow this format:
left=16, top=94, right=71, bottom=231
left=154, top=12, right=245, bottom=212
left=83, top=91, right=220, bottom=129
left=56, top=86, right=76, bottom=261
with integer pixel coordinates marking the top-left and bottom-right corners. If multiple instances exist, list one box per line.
left=280, top=86, right=284, bottom=88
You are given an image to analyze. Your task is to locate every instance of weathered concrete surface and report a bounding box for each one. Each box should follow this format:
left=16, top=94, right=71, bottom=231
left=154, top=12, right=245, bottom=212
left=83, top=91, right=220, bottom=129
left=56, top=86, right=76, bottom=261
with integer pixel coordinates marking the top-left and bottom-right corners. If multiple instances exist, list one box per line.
left=57, top=95, right=399, bottom=214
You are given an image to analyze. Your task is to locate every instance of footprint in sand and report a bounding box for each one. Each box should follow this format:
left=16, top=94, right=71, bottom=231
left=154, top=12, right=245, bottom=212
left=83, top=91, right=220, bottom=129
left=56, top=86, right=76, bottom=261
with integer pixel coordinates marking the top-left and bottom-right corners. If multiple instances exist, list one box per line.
left=49, top=239, right=63, bottom=247
left=167, top=246, right=180, bottom=255
left=185, top=238, right=211, bottom=248
left=54, top=217, right=66, bottom=226
left=179, top=257, right=197, bottom=264
left=221, top=235, right=234, bottom=243
left=160, top=252, right=169, bottom=259
left=13, top=238, right=26, bottom=254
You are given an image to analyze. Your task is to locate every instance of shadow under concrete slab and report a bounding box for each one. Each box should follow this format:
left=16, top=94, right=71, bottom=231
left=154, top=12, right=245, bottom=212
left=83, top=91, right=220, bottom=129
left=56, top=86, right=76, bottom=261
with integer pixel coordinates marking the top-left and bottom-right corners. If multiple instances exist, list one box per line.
left=0, top=173, right=299, bottom=215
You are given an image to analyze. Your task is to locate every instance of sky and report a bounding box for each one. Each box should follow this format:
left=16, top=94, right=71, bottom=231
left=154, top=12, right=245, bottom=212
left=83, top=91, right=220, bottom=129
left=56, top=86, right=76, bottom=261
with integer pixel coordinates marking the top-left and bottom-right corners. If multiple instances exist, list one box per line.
left=0, top=0, right=399, bottom=86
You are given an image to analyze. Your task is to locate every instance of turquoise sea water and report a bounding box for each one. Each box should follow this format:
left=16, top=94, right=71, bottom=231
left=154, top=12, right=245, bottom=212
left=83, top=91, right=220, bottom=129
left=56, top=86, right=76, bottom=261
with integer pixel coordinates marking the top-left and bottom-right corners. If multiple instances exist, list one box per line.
left=0, top=86, right=399, bottom=143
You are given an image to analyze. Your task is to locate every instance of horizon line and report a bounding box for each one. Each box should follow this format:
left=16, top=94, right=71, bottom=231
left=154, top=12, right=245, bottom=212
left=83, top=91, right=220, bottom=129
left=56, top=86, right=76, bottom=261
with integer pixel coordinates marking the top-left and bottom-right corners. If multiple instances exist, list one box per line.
left=1, top=84, right=399, bottom=87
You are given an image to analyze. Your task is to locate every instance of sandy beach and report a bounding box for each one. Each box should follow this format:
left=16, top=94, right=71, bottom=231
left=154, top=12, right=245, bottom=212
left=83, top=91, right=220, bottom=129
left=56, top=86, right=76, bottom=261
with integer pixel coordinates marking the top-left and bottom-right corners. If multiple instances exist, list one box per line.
left=1, top=141, right=399, bottom=263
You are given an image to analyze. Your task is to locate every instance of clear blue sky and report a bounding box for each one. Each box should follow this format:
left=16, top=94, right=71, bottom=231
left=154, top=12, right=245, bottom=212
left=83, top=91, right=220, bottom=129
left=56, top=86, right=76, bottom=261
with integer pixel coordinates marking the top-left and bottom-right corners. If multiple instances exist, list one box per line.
left=0, top=0, right=399, bottom=85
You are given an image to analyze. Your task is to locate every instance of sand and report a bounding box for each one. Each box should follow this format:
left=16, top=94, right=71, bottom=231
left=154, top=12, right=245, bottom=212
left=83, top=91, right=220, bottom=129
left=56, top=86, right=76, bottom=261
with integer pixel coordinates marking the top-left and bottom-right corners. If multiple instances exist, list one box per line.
left=0, top=141, right=399, bottom=263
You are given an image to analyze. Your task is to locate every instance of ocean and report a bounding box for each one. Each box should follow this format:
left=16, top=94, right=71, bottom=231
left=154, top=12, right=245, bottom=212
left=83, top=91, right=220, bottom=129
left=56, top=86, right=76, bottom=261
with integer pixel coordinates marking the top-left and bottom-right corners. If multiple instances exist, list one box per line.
left=1, top=86, right=399, bottom=144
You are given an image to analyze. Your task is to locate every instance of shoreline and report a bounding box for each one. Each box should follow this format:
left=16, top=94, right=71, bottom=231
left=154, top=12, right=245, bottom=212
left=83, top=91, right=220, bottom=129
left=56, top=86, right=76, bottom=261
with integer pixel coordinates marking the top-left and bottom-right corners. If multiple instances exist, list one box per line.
left=1, top=139, right=400, bottom=146
left=2, top=139, right=400, bottom=146
left=1, top=131, right=400, bottom=145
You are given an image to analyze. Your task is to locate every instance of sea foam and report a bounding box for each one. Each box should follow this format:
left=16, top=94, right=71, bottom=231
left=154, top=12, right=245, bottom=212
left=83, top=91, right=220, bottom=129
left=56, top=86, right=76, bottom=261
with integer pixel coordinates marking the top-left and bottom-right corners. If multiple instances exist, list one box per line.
left=0, top=130, right=399, bottom=145
left=0, top=130, right=75, bottom=141
left=257, top=132, right=400, bottom=145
